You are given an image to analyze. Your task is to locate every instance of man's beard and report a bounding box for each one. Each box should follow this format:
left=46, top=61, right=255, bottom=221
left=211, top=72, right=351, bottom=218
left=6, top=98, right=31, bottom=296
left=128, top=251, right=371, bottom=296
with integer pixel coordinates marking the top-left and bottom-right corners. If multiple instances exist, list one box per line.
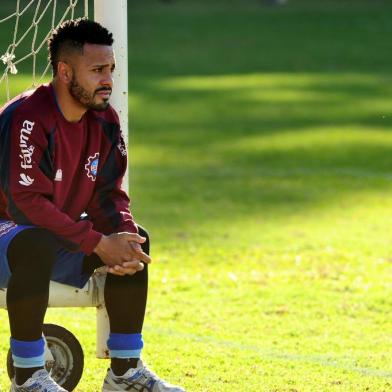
left=69, top=74, right=111, bottom=111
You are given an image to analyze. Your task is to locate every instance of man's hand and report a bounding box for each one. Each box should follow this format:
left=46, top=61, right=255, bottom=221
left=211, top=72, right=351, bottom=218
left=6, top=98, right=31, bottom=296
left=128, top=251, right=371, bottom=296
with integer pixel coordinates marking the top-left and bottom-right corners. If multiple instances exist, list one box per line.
left=105, top=258, right=145, bottom=276
left=93, top=232, right=151, bottom=268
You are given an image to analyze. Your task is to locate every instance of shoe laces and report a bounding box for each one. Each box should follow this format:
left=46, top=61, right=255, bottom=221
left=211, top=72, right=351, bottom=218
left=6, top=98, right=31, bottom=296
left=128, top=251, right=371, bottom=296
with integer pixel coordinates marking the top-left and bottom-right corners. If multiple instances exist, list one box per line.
left=139, top=365, right=171, bottom=387
left=32, top=371, right=65, bottom=391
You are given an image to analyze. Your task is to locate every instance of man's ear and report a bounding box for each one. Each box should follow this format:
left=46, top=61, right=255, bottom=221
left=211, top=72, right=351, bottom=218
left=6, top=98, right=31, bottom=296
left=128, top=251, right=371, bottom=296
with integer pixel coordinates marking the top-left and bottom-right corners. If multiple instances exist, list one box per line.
left=57, top=61, right=73, bottom=84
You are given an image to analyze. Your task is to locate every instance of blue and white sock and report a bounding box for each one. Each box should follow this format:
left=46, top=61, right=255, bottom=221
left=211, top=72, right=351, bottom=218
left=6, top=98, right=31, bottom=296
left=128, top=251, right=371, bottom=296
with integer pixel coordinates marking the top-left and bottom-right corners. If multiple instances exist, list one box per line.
left=10, top=337, right=45, bottom=369
left=107, top=333, right=144, bottom=359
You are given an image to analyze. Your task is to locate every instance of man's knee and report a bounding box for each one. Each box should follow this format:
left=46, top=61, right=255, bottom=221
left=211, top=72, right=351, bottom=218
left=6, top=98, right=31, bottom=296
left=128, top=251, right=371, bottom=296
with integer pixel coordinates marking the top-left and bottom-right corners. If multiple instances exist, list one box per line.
left=137, top=225, right=150, bottom=255
left=7, top=228, right=58, bottom=274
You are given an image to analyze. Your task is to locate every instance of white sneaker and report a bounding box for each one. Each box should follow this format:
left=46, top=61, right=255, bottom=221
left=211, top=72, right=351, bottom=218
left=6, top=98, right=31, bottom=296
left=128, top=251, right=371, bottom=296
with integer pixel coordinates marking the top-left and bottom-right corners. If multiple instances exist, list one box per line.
left=10, top=369, right=67, bottom=392
left=102, top=360, right=186, bottom=392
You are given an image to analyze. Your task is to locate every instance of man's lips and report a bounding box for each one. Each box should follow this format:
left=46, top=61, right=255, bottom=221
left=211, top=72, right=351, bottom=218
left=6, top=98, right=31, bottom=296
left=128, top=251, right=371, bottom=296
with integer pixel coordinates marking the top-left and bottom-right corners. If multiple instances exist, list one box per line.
left=95, top=89, right=112, bottom=98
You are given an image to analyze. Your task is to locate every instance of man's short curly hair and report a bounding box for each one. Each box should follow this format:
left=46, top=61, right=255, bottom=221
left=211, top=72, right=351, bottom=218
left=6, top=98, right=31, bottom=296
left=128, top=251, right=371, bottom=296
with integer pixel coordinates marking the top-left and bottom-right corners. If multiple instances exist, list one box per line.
left=48, top=17, right=114, bottom=76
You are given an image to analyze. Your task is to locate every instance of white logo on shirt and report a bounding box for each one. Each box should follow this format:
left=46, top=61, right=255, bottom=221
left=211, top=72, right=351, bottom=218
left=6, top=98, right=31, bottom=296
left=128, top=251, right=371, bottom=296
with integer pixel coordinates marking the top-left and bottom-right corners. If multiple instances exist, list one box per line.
left=54, top=169, right=63, bottom=182
left=19, top=120, right=35, bottom=170
left=19, top=173, right=34, bottom=186
left=85, top=153, right=99, bottom=182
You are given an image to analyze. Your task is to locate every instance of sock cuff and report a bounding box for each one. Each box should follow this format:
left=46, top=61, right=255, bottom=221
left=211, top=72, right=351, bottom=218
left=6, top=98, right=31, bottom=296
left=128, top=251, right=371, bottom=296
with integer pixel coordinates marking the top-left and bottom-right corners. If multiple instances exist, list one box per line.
left=12, top=354, right=45, bottom=368
left=109, top=349, right=142, bottom=359
left=107, top=333, right=144, bottom=351
left=10, top=337, right=45, bottom=358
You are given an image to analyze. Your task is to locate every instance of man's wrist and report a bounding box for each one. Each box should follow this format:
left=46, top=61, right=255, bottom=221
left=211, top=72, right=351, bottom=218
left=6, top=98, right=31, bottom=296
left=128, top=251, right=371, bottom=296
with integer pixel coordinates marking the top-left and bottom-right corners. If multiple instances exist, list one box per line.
left=93, top=234, right=108, bottom=255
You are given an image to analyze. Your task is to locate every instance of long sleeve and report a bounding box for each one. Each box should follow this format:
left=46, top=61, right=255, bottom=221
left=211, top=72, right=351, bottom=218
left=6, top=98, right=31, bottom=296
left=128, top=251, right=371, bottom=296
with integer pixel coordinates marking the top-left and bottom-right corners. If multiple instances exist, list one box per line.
left=5, top=115, right=102, bottom=254
left=86, top=126, right=137, bottom=235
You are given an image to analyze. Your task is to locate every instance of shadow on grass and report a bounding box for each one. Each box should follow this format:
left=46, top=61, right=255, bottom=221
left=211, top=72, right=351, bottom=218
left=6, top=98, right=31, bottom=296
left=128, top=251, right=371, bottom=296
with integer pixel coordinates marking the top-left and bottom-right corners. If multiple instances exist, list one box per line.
left=131, top=73, right=392, bottom=140
left=126, top=2, right=392, bottom=232
left=129, top=69, right=392, bottom=231
left=129, top=1, right=392, bottom=78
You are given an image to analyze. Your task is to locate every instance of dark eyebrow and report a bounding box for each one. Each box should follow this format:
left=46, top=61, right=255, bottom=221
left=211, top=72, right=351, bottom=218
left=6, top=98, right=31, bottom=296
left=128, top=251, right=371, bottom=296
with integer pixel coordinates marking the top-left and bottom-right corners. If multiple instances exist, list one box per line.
left=91, top=63, right=111, bottom=68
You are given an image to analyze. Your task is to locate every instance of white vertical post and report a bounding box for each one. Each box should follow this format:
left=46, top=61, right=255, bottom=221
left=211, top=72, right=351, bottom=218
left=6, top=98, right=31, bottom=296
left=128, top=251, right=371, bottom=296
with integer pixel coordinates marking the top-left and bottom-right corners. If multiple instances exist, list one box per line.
left=94, top=0, right=129, bottom=359
left=96, top=303, right=110, bottom=358
left=94, top=0, right=129, bottom=192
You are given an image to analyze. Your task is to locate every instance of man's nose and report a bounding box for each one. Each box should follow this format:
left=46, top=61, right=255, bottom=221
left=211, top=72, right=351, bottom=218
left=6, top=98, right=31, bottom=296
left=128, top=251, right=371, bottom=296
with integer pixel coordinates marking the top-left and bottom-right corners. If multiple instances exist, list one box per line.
left=101, top=71, right=113, bottom=87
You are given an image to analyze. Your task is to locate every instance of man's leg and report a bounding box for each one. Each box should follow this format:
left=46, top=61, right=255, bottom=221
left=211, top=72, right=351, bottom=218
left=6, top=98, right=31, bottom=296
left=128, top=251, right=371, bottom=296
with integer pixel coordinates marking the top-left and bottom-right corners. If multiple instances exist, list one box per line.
left=82, top=226, right=149, bottom=375
left=100, top=228, right=185, bottom=391
left=105, top=225, right=149, bottom=331
left=105, top=226, right=149, bottom=374
left=6, top=228, right=58, bottom=385
left=106, top=234, right=148, bottom=375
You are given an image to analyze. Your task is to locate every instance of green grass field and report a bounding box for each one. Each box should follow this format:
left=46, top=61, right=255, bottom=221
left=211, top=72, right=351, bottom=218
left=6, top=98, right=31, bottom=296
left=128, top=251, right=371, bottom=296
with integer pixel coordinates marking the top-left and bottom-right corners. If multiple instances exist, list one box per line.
left=1, top=0, right=392, bottom=390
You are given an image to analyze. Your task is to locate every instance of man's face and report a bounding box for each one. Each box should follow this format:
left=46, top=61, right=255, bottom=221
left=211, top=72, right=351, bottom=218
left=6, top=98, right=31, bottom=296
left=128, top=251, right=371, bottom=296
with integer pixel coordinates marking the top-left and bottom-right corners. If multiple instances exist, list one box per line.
left=69, top=43, right=115, bottom=111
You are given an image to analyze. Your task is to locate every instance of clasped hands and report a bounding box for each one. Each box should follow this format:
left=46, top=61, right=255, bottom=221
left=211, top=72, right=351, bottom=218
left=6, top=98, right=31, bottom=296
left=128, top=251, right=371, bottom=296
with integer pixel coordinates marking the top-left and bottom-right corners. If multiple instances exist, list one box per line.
left=94, top=232, right=151, bottom=276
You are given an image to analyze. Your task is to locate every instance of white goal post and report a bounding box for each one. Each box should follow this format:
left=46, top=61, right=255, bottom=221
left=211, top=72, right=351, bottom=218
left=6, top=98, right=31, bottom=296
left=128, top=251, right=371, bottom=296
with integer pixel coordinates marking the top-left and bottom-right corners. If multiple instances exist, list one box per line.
left=0, top=0, right=130, bottom=359
left=95, top=0, right=129, bottom=192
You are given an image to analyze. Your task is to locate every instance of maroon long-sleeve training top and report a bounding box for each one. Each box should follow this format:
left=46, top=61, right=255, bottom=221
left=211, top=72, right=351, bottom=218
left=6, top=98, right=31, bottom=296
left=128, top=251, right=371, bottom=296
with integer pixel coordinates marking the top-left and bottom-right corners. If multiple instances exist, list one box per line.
left=0, top=83, right=137, bottom=254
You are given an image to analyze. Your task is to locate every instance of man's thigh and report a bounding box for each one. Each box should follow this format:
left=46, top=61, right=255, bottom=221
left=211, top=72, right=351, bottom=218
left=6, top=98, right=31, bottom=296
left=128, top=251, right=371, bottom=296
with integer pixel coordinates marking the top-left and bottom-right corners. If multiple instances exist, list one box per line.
left=0, top=220, right=92, bottom=289
left=0, top=220, right=33, bottom=288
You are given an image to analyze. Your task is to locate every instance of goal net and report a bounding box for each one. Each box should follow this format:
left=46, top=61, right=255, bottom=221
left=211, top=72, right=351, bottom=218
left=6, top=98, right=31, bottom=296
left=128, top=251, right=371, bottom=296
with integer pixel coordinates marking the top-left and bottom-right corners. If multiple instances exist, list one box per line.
left=0, top=0, right=89, bottom=102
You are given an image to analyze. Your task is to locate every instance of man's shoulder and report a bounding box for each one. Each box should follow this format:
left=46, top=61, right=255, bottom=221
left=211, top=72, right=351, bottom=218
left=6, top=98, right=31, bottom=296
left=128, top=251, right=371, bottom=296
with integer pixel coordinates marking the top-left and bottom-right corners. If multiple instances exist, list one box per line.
left=0, top=84, right=53, bottom=121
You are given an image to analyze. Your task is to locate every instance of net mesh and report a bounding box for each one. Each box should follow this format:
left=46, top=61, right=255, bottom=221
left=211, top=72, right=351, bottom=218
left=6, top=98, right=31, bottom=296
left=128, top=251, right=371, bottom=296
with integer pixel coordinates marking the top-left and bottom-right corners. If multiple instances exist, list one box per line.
left=0, top=0, right=89, bottom=102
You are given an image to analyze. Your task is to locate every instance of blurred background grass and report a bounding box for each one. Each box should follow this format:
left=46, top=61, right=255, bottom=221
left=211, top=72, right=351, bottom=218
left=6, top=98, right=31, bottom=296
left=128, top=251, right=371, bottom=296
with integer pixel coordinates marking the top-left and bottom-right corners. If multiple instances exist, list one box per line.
left=1, top=0, right=392, bottom=391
